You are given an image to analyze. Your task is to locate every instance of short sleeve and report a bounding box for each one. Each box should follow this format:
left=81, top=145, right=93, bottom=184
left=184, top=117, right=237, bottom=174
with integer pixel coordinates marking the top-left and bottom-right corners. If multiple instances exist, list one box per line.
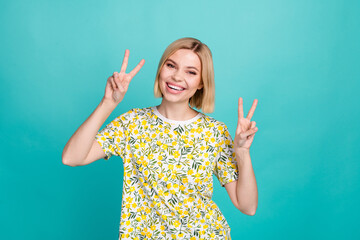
left=95, top=115, right=126, bottom=161
left=214, top=124, right=239, bottom=187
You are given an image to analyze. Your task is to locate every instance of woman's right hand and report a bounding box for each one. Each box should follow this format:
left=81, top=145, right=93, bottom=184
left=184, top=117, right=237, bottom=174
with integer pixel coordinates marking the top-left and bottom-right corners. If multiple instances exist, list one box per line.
left=103, top=49, right=145, bottom=106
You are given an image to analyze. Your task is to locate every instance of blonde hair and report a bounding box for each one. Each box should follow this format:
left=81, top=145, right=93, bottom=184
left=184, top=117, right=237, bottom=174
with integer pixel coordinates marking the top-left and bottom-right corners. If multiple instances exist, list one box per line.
left=154, top=37, right=215, bottom=113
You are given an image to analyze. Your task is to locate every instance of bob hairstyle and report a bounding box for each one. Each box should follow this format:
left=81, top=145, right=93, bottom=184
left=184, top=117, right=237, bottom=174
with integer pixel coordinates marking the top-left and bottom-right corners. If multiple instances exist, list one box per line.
left=154, top=37, right=215, bottom=113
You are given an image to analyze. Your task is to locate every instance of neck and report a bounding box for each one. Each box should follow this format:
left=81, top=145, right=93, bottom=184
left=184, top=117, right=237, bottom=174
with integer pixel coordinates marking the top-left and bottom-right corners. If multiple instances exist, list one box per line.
left=156, top=99, right=199, bottom=121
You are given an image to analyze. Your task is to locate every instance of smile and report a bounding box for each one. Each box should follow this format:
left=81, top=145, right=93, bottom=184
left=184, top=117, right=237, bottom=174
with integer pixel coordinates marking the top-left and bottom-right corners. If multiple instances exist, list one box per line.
left=166, top=83, right=185, bottom=91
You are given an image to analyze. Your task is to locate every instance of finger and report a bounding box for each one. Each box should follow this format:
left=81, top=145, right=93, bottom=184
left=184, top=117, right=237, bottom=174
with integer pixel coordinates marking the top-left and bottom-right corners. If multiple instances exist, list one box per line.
left=120, top=49, right=130, bottom=73
left=117, top=81, right=126, bottom=92
left=237, top=97, right=244, bottom=128
left=246, top=99, right=258, bottom=120
left=244, top=126, right=258, bottom=138
left=248, top=132, right=256, bottom=140
left=247, top=122, right=257, bottom=139
left=251, top=121, right=258, bottom=131
left=128, top=59, right=145, bottom=79
left=240, top=122, right=257, bottom=137
left=114, top=72, right=121, bottom=87
left=114, top=73, right=126, bottom=91
left=110, top=77, right=117, bottom=90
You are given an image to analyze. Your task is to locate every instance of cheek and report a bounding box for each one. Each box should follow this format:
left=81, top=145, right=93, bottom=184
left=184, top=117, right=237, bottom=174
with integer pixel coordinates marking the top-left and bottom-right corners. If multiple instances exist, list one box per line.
left=158, top=72, right=166, bottom=84
left=159, top=70, right=170, bottom=82
left=190, top=77, right=202, bottom=88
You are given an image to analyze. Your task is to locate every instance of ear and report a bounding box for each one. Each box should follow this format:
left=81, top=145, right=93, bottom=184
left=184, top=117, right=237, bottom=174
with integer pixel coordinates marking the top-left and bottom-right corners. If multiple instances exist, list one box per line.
left=197, top=81, right=204, bottom=90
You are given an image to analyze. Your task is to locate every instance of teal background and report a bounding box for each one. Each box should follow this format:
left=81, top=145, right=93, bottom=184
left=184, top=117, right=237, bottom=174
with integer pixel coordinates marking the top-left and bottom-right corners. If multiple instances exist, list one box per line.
left=1, top=0, right=359, bottom=239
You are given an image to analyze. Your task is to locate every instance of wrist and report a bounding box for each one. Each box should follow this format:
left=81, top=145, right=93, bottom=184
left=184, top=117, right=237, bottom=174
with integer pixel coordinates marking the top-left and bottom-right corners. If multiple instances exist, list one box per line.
left=99, top=99, right=117, bottom=114
left=235, top=148, right=251, bottom=165
left=235, top=147, right=250, bottom=158
left=235, top=147, right=250, bottom=153
left=101, top=98, right=118, bottom=110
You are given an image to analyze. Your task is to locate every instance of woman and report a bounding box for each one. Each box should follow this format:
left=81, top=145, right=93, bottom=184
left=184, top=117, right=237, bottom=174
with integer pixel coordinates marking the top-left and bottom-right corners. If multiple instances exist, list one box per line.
left=62, top=37, right=258, bottom=240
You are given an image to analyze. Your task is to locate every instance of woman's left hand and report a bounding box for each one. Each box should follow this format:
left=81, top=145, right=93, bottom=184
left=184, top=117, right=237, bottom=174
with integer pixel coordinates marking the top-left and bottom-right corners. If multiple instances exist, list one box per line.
left=234, top=97, right=259, bottom=151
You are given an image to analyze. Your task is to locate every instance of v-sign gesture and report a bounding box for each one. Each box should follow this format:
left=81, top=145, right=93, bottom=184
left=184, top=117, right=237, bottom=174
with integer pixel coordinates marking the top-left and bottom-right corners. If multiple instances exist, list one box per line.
left=104, top=49, right=145, bottom=105
left=234, top=97, right=259, bottom=151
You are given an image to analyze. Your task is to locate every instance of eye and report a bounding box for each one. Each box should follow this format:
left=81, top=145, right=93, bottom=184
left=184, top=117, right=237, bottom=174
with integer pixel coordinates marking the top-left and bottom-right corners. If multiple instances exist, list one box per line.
left=188, top=71, right=196, bottom=75
left=166, top=63, right=175, bottom=68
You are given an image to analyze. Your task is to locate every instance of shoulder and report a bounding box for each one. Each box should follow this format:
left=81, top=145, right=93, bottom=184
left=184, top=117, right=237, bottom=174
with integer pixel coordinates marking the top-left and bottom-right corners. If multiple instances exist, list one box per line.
left=118, top=107, right=154, bottom=123
left=201, top=114, right=229, bottom=132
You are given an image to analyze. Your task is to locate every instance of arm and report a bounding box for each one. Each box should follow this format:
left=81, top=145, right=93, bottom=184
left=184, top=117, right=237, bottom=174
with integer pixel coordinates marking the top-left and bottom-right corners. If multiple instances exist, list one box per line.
left=225, top=97, right=259, bottom=215
left=236, top=149, right=258, bottom=214
left=62, top=99, right=117, bottom=166
left=62, top=49, right=145, bottom=166
left=225, top=149, right=258, bottom=215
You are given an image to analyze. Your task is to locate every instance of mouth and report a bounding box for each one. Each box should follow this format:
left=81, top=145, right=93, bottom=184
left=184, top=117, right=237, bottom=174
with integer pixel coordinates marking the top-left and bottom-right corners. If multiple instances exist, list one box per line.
left=166, top=82, right=186, bottom=91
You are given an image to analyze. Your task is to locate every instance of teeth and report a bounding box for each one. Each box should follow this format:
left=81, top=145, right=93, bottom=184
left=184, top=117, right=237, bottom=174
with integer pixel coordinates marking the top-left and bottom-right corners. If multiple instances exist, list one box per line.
left=167, top=83, right=184, bottom=91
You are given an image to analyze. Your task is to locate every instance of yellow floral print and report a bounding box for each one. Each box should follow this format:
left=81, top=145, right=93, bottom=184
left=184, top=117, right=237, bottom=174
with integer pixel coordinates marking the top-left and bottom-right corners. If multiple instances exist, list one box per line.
left=95, top=107, right=239, bottom=239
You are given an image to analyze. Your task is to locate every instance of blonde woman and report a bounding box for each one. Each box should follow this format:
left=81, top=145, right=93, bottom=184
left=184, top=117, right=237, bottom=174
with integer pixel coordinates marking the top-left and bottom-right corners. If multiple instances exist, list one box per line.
left=62, top=37, right=258, bottom=240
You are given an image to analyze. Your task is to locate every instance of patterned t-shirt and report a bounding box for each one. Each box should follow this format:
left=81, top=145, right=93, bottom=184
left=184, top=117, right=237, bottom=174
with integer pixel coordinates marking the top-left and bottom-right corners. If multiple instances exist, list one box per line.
left=95, top=106, right=239, bottom=240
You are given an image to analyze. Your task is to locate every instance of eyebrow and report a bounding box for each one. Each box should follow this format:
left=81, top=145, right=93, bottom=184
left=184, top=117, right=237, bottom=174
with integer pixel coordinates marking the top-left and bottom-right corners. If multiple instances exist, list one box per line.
left=167, top=59, right=199, bottom=72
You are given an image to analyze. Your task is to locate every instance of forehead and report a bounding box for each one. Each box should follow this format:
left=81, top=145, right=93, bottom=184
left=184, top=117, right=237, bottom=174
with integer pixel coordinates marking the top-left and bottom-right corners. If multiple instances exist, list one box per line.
left=167, top=49, right=201, bottom=68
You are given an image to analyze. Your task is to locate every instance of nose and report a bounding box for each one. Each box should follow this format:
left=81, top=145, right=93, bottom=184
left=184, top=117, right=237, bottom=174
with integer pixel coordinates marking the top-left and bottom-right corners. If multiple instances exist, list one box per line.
left=172, top=69, right=184, bottom=82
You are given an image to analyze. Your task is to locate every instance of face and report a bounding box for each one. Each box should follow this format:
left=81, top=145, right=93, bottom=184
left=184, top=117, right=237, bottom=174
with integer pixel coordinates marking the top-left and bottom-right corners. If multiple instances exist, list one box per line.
left=158, top=49, right=203, bottom=105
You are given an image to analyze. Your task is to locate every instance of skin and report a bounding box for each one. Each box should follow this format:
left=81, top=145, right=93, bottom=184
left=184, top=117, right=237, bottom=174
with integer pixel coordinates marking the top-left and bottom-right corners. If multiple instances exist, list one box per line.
left=224, top=97, right=259, bottom=215
left=61, top=49, right=145, bottom=167
left=105, top=49, right=145, bottom=106
left=155, top=49, right=259, bottom=215
left=108, top=49, right=259, bottom=216
left=63, top=47, right=258, bottom=240
left=156, top=49, right=203, bottom=120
